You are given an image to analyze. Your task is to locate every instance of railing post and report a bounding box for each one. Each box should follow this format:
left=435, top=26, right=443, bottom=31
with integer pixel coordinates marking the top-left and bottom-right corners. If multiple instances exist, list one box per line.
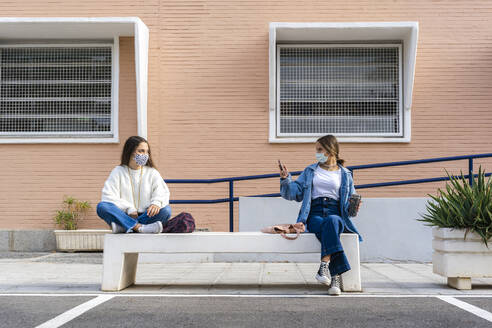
left=229, top=180, right=234, bottom=232
left=468, top=158, right=473, bottom=186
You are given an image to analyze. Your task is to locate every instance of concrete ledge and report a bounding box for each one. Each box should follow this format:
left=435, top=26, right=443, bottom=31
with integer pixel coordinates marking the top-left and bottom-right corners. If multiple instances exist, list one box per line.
left=0, top=231, right=9, bottom=251
left=0, top=230, right=56, bottom=252
left=239, top=197, right=433, bottom=262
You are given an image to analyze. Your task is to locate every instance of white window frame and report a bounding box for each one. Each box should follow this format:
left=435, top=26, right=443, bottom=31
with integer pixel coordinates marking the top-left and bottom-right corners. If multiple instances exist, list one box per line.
left=0, top=39, right=119, bottom=143
left=0, top=17, right=150, bottom=144
left=276, top=43, right=403, bottom=138
left=269, top=22, right=419, bottom=143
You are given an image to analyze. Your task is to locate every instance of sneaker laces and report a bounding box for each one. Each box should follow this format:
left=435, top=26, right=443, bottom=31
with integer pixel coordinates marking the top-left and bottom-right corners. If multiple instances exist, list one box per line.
left=318, top=261, right=329, bottom=277
left=330, top=274, right=343, bottom=290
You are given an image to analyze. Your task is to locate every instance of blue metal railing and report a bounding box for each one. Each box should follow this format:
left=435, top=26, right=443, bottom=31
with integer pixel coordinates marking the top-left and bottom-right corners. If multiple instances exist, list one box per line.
left=165, top=153, right=492, bottom=232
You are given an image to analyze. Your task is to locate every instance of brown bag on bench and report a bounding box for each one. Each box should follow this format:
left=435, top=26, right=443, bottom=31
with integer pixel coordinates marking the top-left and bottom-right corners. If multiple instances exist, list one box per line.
left=261, top=222, right=305, bottom=240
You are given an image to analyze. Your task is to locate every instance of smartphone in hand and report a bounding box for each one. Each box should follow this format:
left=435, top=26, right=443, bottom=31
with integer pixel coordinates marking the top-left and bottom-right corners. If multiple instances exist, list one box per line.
left=278, top=160, right=288, bottom=179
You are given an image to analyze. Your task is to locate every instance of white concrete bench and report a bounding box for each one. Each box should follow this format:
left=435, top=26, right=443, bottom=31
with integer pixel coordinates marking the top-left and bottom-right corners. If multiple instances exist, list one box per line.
left=101, top=232, right=361, bottom=292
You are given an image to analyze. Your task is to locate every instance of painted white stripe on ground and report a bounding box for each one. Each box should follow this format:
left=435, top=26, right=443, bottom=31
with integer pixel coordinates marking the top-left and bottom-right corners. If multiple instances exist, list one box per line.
left=35, top=295, right=114, bottom=328
left=1, top=293, right=492, bottom=298
left=437, top=296, right=492, bottom=323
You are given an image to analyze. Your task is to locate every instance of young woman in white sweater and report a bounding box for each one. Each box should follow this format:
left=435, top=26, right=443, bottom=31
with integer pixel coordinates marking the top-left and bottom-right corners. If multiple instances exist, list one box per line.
left=96, top=136, right=171, bottom=234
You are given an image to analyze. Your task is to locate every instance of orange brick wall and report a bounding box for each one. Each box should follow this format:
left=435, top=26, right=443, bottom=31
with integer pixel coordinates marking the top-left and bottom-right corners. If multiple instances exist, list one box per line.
left=0, top=37, right=138, bottom=229
left=1, top=1, right=492, bottom=231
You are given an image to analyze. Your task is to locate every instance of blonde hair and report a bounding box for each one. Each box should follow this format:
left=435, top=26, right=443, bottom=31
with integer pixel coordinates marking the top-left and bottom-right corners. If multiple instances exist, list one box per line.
left=316, top=135, right=345, bottom=166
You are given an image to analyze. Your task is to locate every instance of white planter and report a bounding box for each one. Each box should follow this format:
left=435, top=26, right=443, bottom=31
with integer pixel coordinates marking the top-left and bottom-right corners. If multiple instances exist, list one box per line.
left=54, top=229, right=111, bottom=252
left=432, top=227, right=492, bottom=290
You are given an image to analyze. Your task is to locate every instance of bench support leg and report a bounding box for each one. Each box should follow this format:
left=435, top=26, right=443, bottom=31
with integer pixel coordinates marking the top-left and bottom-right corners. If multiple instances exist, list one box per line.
left=447, top=277, right=472, bottom=290
left=340, top=235, right=362, bottom=292
left=102, top=252, right=139, bottom=291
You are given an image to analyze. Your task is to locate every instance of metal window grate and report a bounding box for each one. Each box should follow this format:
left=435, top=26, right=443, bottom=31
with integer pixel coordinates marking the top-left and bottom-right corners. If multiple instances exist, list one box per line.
left=0, top=46, right=113, bottom=137
left=277, top=45, right=402, bottom=137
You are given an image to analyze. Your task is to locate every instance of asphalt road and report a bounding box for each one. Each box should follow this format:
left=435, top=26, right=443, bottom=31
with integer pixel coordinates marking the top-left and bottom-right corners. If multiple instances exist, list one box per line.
left=1, top=295, right=492, bottom=328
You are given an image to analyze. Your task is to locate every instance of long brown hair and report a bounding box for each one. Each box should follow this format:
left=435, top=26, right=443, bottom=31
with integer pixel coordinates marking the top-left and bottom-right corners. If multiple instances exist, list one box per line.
left=317, top=134, right=345, bottom=166
left=120, top=136, right=156, bottom=168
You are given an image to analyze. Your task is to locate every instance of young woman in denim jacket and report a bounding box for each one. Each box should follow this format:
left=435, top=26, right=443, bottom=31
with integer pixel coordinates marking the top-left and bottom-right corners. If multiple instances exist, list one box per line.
left=279, top=134, right=362, bottom=295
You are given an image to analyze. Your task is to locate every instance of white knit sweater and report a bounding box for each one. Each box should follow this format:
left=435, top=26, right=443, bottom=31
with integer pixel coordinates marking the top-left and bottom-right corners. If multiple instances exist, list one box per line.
left=101, top=165, right=170, bottom=214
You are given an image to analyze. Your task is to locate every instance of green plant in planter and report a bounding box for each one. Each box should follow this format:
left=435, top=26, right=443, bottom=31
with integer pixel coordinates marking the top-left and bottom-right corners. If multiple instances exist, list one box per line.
left=419, top=167, right=492, bottom=246
left=54, top=196, right=92, bottom=230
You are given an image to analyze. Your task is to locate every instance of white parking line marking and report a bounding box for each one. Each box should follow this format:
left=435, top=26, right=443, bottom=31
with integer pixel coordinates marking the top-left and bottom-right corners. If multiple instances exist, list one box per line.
left=1, top=293, right=492, bottom=298
left=35, top=295, right=114, bottom=328
left=437, top=296, right=492, bottom=323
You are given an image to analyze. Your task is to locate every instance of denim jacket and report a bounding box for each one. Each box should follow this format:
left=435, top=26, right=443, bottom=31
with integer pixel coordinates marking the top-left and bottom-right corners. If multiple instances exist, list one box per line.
left=280, top=163, right=362, bottom=241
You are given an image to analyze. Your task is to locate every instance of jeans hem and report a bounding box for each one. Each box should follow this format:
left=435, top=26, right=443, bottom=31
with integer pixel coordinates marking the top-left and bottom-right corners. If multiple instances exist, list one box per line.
left=125, top=222, right=138, bottom=233
left=330, top=265, right=351, bottom=276
left=321, top=246, right=344, bottom=258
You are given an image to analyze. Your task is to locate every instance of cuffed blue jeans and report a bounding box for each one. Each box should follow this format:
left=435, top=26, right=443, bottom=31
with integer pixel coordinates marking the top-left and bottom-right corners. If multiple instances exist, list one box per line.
left=307, top=197, right=351, bottom=276
left=96, top=201, right=172, bottom=233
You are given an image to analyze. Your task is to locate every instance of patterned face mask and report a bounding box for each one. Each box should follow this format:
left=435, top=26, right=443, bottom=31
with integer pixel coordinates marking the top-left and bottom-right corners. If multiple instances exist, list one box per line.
left=134, top=153, right=149, bottom=166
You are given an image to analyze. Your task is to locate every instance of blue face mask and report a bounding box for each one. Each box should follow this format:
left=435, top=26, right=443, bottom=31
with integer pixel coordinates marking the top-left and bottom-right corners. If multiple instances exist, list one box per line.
left=134, top=153, right=149, bottom=166
left=315, top=152, right=328, bottom=163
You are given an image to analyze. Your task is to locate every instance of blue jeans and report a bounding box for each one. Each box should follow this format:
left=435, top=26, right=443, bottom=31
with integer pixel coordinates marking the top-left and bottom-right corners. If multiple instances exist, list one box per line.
left=307, top=197, right=351, bottom=276
left=96, top=201, right=172, bottom=233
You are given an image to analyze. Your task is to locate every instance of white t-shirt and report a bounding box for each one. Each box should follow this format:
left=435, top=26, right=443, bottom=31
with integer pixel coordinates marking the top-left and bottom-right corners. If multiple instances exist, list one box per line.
left=312, top=166, right=341, bottom=200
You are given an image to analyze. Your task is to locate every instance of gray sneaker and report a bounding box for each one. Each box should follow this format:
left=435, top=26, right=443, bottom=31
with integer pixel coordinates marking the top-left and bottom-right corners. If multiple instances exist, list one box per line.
left=138, top=221, right=163, bottom=234
left=315, top=261, right=331, bottom=285
left=111, top=222, right=126, bottom=234
left=328, top=275, right=342, bottom=296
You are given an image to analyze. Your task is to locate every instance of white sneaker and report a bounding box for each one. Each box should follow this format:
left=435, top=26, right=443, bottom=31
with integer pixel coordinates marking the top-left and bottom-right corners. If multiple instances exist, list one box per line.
left=138, top=221, right=163, bottom=234
left=328, top=275, right=342, bottom=296
left=315, top=261, right=331, bottom=285
left=111, top=222, right=126, bottom=234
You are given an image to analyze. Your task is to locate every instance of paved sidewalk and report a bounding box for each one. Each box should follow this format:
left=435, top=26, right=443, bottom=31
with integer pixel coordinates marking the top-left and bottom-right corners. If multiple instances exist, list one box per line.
left=0, top=252, right=491, bottom=295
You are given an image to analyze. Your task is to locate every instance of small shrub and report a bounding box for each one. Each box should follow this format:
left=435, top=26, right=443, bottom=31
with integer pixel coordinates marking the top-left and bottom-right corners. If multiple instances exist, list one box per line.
left=419, top=167, right=492, bottom=246
left=54, top=196, right=91, bottom=230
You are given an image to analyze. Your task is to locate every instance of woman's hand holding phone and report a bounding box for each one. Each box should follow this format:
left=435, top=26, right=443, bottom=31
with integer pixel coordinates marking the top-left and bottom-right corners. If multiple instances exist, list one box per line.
left=278, top=160, right=289, bottom=179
